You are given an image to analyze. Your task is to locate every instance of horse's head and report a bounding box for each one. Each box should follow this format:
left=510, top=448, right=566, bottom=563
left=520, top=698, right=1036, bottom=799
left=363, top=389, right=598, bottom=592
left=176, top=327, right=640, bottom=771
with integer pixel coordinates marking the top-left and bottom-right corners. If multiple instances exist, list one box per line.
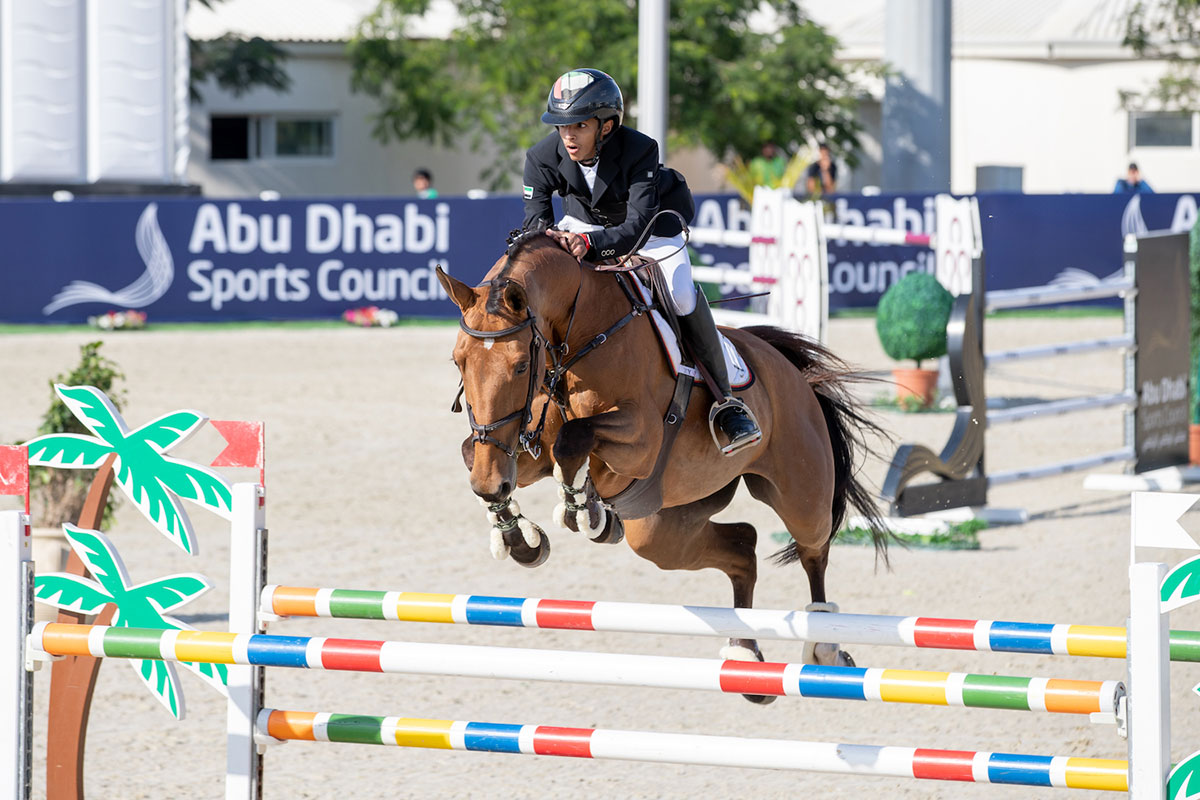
left=438, top=263, right=548, bottom=503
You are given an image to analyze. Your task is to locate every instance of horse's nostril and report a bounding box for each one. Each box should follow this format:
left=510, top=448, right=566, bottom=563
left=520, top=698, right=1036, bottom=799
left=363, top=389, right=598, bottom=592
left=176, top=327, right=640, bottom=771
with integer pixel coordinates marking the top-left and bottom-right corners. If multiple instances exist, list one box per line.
left=497, top=480, right=512, bottom=498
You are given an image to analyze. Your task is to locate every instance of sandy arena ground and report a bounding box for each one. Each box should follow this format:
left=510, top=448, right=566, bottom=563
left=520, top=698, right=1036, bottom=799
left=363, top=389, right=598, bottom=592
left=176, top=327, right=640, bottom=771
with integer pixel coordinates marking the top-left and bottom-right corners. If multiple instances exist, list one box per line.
left=5, top=314, right=1200, bottom=799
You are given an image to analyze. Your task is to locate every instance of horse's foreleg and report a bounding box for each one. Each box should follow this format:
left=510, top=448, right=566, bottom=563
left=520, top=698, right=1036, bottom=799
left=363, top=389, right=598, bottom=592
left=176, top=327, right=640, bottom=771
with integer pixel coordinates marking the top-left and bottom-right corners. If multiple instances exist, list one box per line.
left=552, top=409, right=645, bottom=542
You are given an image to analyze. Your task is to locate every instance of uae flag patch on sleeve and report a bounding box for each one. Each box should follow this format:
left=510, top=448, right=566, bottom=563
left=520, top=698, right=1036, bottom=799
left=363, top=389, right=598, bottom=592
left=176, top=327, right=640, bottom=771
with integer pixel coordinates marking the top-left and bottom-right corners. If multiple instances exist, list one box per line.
left=523, top=185, right=534, bottom=199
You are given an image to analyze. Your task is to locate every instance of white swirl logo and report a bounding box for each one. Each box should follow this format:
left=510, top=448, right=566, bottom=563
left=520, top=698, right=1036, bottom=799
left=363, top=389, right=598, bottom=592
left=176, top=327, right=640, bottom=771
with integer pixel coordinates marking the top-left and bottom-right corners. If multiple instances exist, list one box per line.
left=42, top=203, right=174, bottom=315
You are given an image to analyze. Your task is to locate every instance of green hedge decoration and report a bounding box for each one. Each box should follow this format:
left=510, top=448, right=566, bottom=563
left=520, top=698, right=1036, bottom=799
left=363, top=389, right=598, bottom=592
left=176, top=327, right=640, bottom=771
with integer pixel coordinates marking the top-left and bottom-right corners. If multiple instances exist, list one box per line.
left=875, top=271, right=954, bottom=368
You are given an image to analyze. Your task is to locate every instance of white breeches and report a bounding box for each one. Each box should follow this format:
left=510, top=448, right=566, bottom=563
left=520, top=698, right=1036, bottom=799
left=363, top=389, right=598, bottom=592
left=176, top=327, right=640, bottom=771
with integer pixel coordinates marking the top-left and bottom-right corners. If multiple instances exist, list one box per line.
left=558, top=216, right=696, bottom=316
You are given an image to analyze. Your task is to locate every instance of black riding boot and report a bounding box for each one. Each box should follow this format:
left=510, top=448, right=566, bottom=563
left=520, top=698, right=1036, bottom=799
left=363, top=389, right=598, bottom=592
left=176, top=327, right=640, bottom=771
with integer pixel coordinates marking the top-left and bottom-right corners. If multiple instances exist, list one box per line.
left=677, top=288, right=762, bottom=455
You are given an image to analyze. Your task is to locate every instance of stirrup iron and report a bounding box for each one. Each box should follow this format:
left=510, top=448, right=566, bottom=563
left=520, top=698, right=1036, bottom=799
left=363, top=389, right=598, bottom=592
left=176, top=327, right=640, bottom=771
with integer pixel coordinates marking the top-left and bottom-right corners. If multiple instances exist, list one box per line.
left=707, top=397, right=762, bottom=456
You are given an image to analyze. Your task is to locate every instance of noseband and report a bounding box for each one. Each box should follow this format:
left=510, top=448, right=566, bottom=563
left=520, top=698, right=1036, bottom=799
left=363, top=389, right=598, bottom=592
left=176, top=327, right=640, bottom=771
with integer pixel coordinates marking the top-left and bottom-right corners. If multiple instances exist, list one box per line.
left=455, top=310, right=554, bottom=459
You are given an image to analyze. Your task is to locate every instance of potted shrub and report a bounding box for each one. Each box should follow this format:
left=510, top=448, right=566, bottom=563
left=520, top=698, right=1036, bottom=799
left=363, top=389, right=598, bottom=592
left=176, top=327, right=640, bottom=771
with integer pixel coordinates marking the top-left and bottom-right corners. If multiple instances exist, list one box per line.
left=26, top=342, right=125, bottom=599
left=875, top=271, right=954, bottom=408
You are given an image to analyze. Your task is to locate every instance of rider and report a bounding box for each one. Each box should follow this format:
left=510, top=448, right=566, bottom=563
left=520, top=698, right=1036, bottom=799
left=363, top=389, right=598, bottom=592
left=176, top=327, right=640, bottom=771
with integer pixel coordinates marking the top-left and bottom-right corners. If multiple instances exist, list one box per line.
left=522, top=68, right=761, bottom=456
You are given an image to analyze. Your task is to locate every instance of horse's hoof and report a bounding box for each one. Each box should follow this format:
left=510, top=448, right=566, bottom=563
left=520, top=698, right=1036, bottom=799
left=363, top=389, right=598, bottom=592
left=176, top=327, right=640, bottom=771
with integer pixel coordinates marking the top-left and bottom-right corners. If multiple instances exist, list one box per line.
left=805, top=641, right=852, bottom=666
left=589, top=511, right=624, bottom=544
left=504, top=527, right=550, bottom=568
left=742, top=693, right=777, bottom=706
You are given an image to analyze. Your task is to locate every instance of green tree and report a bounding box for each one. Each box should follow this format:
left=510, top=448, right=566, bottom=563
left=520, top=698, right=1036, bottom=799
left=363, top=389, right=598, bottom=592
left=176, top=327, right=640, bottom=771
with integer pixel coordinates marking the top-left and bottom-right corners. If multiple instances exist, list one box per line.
left=1122, top=0, right=1200, bottom=110
left=189, top=0, right=291, bottom=102
left=349, top=0, right=865, bottom=188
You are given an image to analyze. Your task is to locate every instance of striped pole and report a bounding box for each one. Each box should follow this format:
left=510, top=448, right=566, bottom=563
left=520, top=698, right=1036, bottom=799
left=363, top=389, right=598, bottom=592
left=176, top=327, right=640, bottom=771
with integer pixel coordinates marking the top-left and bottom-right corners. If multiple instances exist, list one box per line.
left=261, top=585, right=1200, bottom=663
left=32, top=623, right=1120, bottom=716
left=258, top=709, right=1127, bottom=792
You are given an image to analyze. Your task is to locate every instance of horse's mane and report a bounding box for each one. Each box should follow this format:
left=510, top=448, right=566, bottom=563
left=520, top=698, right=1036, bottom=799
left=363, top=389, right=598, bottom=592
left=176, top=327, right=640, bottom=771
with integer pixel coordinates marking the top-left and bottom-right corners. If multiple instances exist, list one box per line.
left=486, top=227, right=565, bottom=314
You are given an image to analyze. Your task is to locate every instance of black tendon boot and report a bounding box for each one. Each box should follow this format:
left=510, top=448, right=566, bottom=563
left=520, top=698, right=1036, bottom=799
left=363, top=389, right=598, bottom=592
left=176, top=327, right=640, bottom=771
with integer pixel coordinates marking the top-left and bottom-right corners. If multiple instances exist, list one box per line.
left=677, top=288, right=762, bottom=455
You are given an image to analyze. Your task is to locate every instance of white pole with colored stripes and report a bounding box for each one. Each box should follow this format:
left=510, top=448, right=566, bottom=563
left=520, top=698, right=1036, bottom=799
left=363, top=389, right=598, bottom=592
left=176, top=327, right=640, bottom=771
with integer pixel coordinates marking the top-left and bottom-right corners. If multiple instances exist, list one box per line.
left=255, top=708, right=1129, bottom=792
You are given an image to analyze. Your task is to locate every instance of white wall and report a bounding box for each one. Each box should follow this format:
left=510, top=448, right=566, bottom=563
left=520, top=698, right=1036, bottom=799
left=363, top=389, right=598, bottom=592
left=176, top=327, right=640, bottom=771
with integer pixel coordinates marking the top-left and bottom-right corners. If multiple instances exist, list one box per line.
left=952, top=56, right=1200, bottom=194
left=188, top=44, right=507, bottom=198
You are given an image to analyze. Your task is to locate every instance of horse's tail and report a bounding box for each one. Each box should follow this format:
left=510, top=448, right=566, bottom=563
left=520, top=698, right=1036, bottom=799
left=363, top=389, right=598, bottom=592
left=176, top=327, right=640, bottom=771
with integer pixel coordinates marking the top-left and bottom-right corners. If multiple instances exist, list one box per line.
left=743, top=325, right=891, bottom=566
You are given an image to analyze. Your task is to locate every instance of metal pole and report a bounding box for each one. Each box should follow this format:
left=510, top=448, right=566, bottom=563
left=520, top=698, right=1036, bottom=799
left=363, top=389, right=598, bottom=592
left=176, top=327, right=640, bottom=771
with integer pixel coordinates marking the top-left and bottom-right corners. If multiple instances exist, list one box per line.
left=637, top=0, right=669, bottom=159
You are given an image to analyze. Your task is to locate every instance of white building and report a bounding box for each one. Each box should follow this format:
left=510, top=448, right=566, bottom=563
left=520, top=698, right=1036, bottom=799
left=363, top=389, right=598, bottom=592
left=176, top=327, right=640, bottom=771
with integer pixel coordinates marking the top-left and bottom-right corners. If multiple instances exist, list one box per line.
left=185, top=0, right=1196, bottom=197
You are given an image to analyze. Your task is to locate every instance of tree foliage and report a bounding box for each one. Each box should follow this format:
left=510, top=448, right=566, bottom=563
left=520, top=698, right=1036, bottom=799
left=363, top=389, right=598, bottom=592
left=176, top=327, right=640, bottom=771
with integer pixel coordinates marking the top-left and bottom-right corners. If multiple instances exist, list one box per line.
left=1123, top=0, right=1200, bottom=110
left=348, top=0, right=866, bottom=188
left=189, top=0, right=291, bottom=103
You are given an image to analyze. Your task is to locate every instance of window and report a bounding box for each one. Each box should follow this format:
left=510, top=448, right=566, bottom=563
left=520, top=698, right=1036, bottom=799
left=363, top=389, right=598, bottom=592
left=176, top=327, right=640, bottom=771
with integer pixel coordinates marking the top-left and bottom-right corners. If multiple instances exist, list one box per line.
left=276, top=119, right=333, bottom=157
left=209, top=114, right=334, bottom=160
left=1131, top=111, right=1194, bottom=148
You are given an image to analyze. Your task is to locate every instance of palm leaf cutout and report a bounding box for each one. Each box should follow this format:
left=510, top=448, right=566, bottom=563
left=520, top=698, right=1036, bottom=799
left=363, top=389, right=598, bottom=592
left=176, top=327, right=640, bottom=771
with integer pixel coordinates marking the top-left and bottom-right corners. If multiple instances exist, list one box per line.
left=1169, top=751, right=1200, bottom=799
left=24, top=385, right=234, bottom=555
left=34, top=525, right=228, bottom=719
left=1162, top=554, right=1200, bottom=612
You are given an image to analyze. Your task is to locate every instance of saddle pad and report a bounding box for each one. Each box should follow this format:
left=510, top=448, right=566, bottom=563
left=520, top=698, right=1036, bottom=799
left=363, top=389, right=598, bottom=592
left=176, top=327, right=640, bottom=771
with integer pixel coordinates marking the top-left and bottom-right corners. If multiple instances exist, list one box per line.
left=632, top=279, right=754, bottom=389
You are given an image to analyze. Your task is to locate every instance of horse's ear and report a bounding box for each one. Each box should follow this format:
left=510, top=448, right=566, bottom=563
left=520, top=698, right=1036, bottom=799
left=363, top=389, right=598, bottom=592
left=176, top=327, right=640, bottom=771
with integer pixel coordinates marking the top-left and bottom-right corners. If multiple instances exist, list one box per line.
left=502, top=280, right=528, bottom=314
left=436, top=266, right=475, bottom=312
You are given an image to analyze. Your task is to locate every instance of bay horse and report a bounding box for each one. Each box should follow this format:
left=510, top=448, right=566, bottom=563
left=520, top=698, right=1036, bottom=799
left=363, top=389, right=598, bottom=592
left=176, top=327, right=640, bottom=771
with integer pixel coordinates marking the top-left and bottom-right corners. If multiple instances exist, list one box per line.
left=436, top=231, right=887, bottom=698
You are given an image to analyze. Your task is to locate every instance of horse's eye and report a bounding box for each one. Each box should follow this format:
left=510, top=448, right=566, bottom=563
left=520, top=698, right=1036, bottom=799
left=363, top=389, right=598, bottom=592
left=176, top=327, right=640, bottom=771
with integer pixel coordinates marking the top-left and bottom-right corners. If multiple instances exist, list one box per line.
left=515, top=362, right=529, bottom=375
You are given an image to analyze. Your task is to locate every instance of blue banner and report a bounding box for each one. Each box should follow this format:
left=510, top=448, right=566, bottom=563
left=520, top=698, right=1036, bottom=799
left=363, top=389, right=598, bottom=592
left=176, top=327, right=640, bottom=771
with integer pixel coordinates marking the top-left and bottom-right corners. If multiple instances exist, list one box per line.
left=1, top=192, right=1197, bottom=324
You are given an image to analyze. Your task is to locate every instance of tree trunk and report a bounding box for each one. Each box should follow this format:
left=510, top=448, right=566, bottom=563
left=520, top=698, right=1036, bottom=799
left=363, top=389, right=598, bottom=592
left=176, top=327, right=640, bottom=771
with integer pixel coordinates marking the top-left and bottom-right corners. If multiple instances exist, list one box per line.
left=45, top=455, right=116, bottom=800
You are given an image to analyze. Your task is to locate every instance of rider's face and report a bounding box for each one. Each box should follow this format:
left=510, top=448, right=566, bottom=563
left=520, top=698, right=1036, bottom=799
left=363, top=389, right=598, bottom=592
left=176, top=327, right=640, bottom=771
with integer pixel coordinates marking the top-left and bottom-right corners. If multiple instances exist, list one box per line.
left=557, top=118, right=612, bottom=162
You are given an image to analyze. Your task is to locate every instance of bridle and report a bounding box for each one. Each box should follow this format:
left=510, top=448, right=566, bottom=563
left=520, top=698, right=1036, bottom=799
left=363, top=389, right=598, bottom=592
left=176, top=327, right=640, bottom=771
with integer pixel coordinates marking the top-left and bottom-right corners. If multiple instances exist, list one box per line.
left=453, top=263, right=654, bottom=462
left=454, top=309, right=554, bottom=459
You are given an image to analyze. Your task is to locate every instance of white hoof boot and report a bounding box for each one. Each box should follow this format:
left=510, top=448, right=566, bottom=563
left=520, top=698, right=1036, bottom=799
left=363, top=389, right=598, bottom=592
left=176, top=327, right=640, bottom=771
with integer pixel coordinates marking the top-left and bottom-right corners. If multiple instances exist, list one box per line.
left=580, top=505, right=607, bottom=538
left=719, top=644, right=759, bottom=662
left=802, top=601, right=844, bottom=665
left=489, top=528, right=509, bottom=561
left=516, top=516, right=542, bottom=548
left=553, top=502, right=569, bottom=529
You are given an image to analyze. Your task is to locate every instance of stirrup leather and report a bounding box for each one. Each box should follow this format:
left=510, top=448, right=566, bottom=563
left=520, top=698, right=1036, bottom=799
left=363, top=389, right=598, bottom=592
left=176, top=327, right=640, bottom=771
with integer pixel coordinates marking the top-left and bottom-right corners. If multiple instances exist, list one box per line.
left=707, top=397, right=762, bottom=456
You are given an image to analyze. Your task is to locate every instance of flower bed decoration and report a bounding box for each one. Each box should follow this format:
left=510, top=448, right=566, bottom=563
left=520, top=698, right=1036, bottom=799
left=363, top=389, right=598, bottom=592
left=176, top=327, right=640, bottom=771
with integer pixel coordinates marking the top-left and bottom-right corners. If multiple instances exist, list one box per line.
left=343, top=306, right=399, bottom=327
left=87, top=310, right=147, bottom=331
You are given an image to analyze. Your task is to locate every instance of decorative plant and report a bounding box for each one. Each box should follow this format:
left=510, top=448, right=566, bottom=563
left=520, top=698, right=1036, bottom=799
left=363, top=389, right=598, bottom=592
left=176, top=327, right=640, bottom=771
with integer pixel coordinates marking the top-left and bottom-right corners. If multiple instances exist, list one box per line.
left=34, top=526, right=227, bottom=718
left=28, top=342, right=125, bottom=529
left=875, top=271, right=954, bottom=369
left=724, top=150, right=810, bottom=204
left=343, top=305, right=399, bottom=327
left=25, top=384, right=233, bottom=555
left=87, top=310, right=147, bottom=331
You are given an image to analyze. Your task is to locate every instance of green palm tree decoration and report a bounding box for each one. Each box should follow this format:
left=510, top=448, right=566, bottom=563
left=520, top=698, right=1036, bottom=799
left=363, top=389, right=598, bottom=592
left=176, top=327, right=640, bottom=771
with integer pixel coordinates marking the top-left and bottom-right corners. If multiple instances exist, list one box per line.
left=1169, top=749, right=1200, bottom=799
left=1162, top=554, right=1200, bottom=613
left=34, top=525, right=228, bottom=719
left=23, top=384, right=233, bottom=555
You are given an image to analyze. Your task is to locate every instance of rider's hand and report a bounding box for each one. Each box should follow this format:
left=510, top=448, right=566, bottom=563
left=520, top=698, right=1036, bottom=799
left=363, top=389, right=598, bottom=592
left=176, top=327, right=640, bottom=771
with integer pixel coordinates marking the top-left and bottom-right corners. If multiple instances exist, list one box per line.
left=547, top=230, right=590, bottom=261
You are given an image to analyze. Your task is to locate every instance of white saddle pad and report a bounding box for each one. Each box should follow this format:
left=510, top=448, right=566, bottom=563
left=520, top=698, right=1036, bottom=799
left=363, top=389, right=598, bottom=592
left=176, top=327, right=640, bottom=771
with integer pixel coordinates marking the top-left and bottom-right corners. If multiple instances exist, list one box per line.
left=631, top=279, right=754, bottom=389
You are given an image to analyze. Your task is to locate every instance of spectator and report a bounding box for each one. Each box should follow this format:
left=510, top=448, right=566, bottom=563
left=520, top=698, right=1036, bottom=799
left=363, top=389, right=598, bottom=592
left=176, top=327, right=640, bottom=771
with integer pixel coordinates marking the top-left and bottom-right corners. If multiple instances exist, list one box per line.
left=413, top=168, right=438, bottom=199
left=805, top=144, right=838, bottom=198
left=1113, top=162, right=1153, bottom=194
left=748, top=141, right=788, bottom=187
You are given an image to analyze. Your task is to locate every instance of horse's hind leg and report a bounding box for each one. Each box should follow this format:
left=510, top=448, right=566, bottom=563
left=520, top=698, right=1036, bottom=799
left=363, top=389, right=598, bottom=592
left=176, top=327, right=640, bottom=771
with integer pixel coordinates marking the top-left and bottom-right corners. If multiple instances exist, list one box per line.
left=744, top=474, right=854, bottom=667
left=622, top=481, right=777, bottom=705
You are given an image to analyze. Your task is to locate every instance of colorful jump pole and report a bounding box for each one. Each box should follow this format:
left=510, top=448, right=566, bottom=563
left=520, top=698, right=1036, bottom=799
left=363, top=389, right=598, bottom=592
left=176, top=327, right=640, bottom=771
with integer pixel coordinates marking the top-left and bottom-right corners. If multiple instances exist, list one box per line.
left=30, top=623, right=1121, bottom=716
left=260, top=585, right=1200, bottom=663
left=257, top=708, right=1128, bottom=792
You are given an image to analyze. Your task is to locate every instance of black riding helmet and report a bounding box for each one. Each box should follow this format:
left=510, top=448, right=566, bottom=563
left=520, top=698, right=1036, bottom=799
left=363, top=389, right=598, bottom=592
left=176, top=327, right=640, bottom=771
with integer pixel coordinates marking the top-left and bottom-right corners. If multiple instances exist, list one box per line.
left=541, top=69, right=624, bottom=127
